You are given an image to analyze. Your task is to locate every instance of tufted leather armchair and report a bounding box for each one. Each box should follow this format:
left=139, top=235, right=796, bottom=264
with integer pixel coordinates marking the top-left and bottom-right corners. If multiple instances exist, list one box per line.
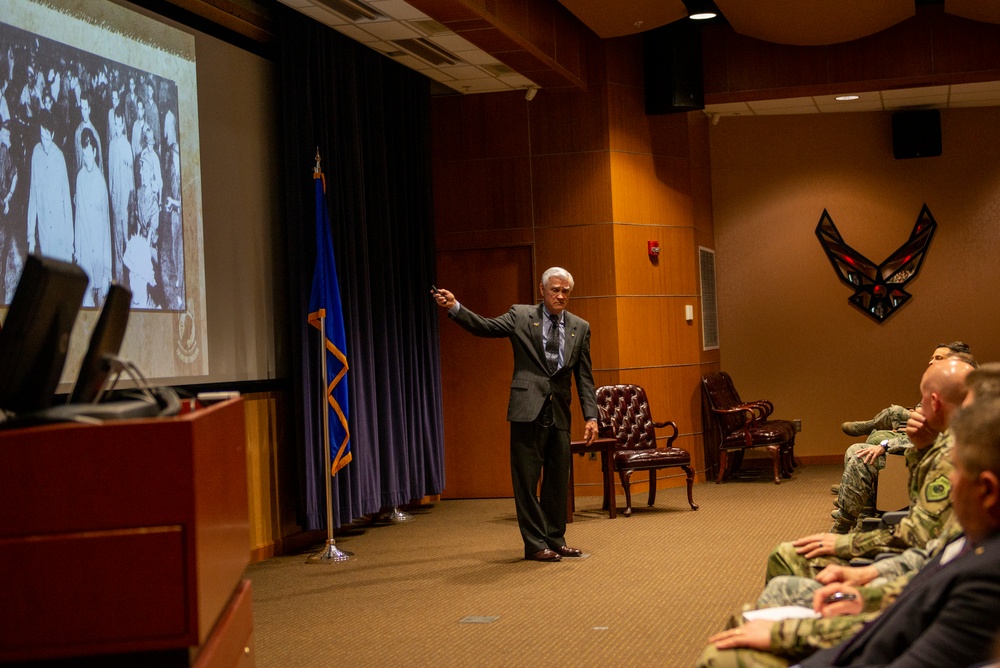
left=700, top=371, right=796, bottom=484
left=595, top=384, right=698, bottom=517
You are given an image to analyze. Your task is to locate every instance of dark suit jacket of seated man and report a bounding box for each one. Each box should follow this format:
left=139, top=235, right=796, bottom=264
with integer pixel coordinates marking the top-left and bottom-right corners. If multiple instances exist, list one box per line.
left=433, top=267, right=599, bottom=562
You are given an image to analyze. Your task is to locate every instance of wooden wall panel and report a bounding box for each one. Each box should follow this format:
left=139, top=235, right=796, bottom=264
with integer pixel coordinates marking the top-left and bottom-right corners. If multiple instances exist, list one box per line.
left=704, top=4, right=1000, bottom=102
left=531, top=152, right=613, bottom=227
left=432, top=92, right=529, bottom=161
left=241, top=391, right=304, bottom=562
left=602, top=36, right=643, bottom=88
left=611, top=225, right=697, bottom=297
left=932, top=11, right=1000, bottom=74
left=243, top=396, right=278, bottom=555
left=606, top=86, right=693, bottom=159
left=724, top=34, right=831, bottom=93
left=436, top=245, right=535, bottom=498
left=528, top=88, right=609, bottom=155
left=534, top=223, right=615, bottom=293
left=436, top=227, right=535, bottom=251
left=610, top=152, right=693, bottom=225
left=688, top=114, right=714, bottom=237
left=565, top=295, right=620, bottom=372
left=614, top=296, right=702, bottom=369
left=434, top=157, right=533, bottom=235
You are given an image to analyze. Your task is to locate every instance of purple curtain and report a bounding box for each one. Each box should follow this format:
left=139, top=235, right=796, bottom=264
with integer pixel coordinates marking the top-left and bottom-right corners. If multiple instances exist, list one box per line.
left=277, top=7, right=444, bottom=528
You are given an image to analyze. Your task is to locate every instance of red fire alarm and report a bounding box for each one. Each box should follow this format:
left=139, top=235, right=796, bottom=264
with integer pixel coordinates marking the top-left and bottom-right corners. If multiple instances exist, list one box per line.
left=648, top=240, right=660, bottom=256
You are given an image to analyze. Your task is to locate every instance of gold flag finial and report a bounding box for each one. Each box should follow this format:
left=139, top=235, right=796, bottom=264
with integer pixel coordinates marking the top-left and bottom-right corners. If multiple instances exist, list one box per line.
left=314, top=147, right=322, bottom=174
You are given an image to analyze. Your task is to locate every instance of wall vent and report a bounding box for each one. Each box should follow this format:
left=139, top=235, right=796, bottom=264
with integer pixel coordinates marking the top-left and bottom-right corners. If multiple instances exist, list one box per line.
left=699, top=246, right=720, bottom=351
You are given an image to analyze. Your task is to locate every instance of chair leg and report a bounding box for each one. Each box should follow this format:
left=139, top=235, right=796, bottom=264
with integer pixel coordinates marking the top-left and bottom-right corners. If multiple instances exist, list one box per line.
left=768, top=445, right=781, bottom=484
left=647, top=470, right=657, bottom=508
left=683, top=466, right=699, bottom=510
left=601, top=458, right=610, bottom=511
left=781, top=443, right=794, bottom=478
left=716, top=450, right=729, bottom=484
left=619, top=469, right=634, bottom=516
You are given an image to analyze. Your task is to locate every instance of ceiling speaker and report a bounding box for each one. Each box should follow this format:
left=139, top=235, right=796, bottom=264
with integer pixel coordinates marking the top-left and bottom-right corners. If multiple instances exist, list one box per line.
left=643, top=21, right=704, bottom=115
left=892, top=109, right=941, bottom=159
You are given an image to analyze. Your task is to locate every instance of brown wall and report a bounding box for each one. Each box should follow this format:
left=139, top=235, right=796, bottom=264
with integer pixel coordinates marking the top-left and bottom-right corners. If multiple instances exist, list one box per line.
left=710, top=106, right=1000, bottom=460
left=433, top=36, right=717, bottom=498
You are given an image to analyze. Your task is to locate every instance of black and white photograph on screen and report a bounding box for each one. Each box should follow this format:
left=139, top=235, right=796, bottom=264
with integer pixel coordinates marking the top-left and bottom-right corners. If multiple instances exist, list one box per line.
left=0, top=15, right=186, bottom=312
left=1, top=0, right=208, bottom=386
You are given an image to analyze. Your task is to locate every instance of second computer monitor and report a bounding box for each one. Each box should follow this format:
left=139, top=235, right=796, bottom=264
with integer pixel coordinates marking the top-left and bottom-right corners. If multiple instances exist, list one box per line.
left=70, top=283, right=132, bottom=404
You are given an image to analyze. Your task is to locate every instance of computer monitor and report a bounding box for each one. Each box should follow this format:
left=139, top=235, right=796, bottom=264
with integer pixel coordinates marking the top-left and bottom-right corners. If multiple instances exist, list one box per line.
left=0, top=255, right=89, bottom=415
left=69, top=283, right=132, bottom=405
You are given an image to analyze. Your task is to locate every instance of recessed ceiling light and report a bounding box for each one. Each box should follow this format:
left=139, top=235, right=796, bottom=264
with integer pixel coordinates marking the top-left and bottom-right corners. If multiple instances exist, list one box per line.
left=836, top=95, right=860, bottom=101
left=685, top=0, right=718, bottom=20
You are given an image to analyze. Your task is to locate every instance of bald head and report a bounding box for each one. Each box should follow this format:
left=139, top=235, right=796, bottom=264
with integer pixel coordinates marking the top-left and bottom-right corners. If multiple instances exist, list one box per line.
left=921, top=357, right=975, bottom=430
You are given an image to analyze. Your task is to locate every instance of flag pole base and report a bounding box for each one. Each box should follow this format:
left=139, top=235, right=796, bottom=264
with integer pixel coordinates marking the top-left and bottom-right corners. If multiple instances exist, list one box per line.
left=306, top=539, right=353, bottom=564
left=389, top=506, right=413, bottom=523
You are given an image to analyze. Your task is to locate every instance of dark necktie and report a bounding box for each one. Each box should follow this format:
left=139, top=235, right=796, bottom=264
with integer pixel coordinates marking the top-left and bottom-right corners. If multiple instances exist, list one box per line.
left=545, top=314, right=560, bottom=372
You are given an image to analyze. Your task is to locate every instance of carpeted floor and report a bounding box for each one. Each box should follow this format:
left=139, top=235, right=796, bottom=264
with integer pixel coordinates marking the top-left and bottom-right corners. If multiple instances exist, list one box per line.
left=246, top=463, right=842, bottom=667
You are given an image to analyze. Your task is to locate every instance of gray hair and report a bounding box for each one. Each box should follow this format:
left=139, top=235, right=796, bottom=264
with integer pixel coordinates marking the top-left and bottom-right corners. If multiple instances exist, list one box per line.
left=540, top=267, right=574, bottom=290
left=968, top=363, right=1000, bottom=403
left=951, top=397, right=1000, bottom=477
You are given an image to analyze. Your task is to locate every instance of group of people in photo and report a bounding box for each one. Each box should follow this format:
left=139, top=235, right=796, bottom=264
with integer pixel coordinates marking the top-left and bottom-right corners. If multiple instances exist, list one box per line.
left=0, top=22, right=185, bottom=311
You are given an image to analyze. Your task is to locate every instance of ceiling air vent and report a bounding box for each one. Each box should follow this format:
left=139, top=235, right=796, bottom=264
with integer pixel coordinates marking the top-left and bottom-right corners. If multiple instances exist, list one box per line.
left=310, top=0, right=385, bottom=22
left=409, top=19, right=450, bottom=36
left=390, top=38, right=461, bottom=66
left=480, top=63, right=516, bottom=76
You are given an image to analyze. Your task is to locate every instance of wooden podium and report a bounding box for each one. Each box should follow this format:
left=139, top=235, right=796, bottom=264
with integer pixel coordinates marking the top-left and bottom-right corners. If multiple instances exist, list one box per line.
left=0, top=398, right=253, bottom=666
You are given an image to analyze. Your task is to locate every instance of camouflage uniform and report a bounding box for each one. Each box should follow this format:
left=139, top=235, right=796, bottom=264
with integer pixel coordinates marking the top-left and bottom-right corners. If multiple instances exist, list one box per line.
left=766, top=430, right=954, bottom=581
left=756, top=514, right=962, bottom=608
left=833, top=431, right=910, bottom=532
left=832, top=404, right=913, bottom=532
left=696, top=522, right=966, bottom=668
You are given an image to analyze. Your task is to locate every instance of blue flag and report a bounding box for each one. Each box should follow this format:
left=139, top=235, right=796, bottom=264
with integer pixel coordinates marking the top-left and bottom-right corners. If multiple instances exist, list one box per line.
left=308, top=170, right=351, bottom=475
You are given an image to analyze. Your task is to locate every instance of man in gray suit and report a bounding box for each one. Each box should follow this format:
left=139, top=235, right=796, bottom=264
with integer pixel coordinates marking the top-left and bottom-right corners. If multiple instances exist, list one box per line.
left=433, top=267, right=600, bottom=562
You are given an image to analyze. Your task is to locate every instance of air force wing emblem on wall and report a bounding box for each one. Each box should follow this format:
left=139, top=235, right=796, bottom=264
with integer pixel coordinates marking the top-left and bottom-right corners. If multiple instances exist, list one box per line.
left=815, top=205, right=937, bottom=323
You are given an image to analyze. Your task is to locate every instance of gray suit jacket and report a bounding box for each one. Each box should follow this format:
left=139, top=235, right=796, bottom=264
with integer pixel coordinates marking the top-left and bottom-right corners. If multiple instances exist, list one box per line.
left=451, top=303, right=599, bottom=431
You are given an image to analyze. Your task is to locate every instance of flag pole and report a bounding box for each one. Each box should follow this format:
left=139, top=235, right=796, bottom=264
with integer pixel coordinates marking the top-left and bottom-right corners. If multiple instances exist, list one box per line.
left=306, top=311, right=352, bottom=563
left=307, top=148, right=352, bottom=564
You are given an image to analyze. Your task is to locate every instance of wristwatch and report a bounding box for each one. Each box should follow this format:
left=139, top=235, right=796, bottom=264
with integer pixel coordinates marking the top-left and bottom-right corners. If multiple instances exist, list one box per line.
left=879, top=438, right=890, bottom=453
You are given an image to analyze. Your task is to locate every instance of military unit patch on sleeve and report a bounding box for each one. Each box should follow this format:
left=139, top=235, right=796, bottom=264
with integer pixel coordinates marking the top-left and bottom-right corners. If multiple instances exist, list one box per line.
left=925, top=475, right=952, bottom=503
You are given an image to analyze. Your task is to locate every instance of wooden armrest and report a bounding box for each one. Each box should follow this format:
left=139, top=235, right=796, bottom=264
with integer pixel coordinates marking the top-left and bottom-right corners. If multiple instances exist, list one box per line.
left=711, top=405, right=758, bottom=425
left=738, top=400, right=772, bottom=419
left=651, top=420, right=679, bottom=446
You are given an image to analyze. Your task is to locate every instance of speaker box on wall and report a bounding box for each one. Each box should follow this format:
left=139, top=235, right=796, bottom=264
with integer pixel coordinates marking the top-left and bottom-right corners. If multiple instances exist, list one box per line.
left=643, top=21, right=704, bottom=115
left=892, top=109, right=942, bottom=159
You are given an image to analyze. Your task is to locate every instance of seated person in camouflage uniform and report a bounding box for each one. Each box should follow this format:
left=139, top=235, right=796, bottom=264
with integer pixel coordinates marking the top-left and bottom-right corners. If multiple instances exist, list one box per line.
left=765, top=357, right=973, bottom=582
left=696, top=522, right=959, bottom=667
left=830, top=342, right=973, bottom=533
left=697, top=389, right=1000, bottom=668
left=757, top=364, right=1000, bottom=610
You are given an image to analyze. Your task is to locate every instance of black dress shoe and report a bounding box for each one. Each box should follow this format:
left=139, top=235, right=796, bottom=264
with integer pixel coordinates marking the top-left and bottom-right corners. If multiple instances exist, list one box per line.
left=554, top=545, right=583, bottom=558
left=525, top=548, right=561, bottom=562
